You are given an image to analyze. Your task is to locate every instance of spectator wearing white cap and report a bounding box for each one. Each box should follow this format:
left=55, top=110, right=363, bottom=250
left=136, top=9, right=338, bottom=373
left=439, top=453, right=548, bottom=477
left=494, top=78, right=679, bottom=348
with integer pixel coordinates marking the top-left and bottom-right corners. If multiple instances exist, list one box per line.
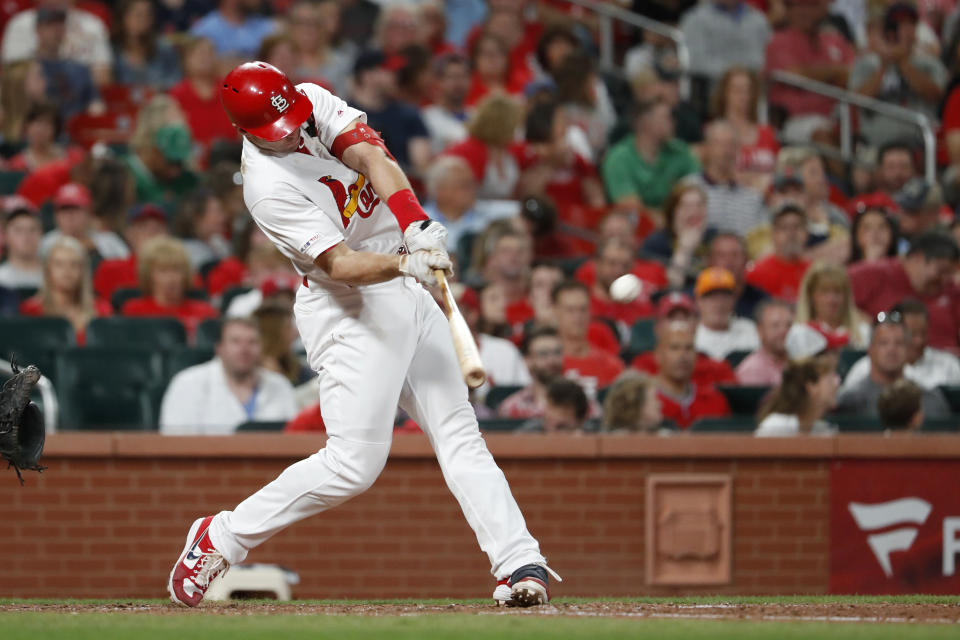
left=39, top=183, right=129, bottom=263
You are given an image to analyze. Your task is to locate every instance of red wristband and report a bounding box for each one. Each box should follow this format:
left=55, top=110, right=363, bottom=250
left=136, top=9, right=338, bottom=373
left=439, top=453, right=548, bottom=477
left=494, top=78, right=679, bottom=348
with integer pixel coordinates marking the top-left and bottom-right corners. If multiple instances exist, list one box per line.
left=386, top=189, right=429, bottom=230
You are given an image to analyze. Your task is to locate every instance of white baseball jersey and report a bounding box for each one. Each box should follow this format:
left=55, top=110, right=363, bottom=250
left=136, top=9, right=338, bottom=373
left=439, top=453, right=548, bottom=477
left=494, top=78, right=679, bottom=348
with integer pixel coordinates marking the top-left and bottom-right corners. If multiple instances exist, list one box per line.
left=240, top=83, right=404, bottom=291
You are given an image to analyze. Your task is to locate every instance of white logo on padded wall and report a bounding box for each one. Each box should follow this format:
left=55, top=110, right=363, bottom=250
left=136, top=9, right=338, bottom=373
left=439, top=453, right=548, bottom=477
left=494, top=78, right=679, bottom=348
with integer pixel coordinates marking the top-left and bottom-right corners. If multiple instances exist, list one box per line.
left=271, top=94, right=290, bottom=114
left=848, top=498, right=932, bottom=577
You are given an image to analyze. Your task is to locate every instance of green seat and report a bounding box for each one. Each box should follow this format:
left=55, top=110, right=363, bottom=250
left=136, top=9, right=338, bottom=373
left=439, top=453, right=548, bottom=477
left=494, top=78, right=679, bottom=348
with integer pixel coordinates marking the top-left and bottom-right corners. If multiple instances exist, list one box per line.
left=832, top=414, right=883, bottom=432
left=717, top=385, right=771, bottom=417
left=110, top=287, right=142, bottom=313
left=166, top=346, right=214, bottom=379
left=688, top=417, right=754, bottom=432
left=629, top=318, right=656, bottom=354
left=0, top=317, right=75, bottom=383
left=87, top=316, right=187, bottom=349
left=235, top=420, right=286, bottom=432
left=478, top=418, right=526, bottom=432
left=56, top=347, right=164, bottom=430
left=485, top=385, right=524, bottom=411
left=0, top=170, right=26, bottom=195
left=553, top=256, right=588, bottom=277
left=921, top=416, right=959, bottom=432
left=837, top=349, right=867, bottom=379
left=937, top=385, right=960, bottom=414
left=12, top=286, right=38, bottom=302
left=725, top=350, right=752, bottom=368
left=195, top=318, right=222, bottom=349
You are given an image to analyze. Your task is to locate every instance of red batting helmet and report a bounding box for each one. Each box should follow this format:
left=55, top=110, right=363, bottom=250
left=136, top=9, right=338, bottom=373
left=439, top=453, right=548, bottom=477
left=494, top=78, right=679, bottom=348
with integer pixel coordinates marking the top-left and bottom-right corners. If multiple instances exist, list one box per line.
left=220, top=62, right=313, bottom=142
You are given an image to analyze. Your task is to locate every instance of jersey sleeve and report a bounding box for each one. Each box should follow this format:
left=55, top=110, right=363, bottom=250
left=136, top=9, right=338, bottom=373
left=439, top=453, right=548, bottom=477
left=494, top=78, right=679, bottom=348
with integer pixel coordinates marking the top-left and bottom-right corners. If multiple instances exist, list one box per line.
left=297, top=83, right=366, bottom=150
left=248, top=189, right=344, bottom=262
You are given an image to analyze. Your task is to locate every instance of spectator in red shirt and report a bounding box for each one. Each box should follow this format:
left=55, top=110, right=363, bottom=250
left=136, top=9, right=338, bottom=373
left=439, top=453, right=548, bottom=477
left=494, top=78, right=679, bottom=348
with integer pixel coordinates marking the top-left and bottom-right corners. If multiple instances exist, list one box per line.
left=765, top=0, right=855, bottom=143
left=20, top=235, right=111, bottom=344
left=746, top=203, right=811, bottom=301
left=6, top=101, right=85, bottom=174
left=711, top=67, right=779, bottom=193
left=653, top=318, right=731, bottom=429
left=574, top=210, right=665, bottom=290
left=121, top=235, right=217, bottom=336
left=284, top=403, right=326, bottom=432
left=93, top=203, right=169, bottom=300
left=518, top=99, right=606, bottom=211
left=498, top=326, right=565, bottom=419
left=849, top=232, right=960, bottom=353
left=552, top=279, right=624, bottom=392
left=443, top=93, right=525, bottom=200
left=630, top=292, right=738, bottom=387
left=465, top=32, right=526, bottom=106
left=168, top=37, right=238, bottom=150
left=849, top=142, right=918, bottom=214
left=590, top=237, right=655, bottom=329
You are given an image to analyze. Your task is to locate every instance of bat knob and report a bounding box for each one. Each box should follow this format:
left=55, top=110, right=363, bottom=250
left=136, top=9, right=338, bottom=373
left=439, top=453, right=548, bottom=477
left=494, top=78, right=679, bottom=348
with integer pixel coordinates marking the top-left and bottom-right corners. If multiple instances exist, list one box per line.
left=465, top=369, right=486, bottom=389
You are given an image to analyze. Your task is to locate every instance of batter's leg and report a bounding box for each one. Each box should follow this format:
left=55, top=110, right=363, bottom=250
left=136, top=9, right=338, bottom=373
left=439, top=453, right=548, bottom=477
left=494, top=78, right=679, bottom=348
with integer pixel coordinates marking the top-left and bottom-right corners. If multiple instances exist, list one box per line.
left=398, top=290, right=546, bottom=580
left=207, top=288, right=418, bottom=565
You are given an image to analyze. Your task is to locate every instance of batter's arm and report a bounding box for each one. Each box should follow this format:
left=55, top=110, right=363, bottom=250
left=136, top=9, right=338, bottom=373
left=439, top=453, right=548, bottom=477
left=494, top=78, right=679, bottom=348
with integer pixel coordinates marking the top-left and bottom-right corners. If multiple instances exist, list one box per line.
left=314, top=242, right=402, bottom=286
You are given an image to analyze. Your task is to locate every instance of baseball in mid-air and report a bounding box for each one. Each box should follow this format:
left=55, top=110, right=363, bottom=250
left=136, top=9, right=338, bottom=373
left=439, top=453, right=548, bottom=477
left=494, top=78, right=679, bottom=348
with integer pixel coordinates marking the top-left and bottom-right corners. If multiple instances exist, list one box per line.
left=610, top=274, right=642, bottom=303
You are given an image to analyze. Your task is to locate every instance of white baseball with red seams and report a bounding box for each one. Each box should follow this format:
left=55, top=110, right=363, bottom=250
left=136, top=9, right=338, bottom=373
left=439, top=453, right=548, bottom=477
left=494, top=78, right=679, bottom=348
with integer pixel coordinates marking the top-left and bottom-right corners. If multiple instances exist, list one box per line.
left=203, top=83, right=546, bottom=587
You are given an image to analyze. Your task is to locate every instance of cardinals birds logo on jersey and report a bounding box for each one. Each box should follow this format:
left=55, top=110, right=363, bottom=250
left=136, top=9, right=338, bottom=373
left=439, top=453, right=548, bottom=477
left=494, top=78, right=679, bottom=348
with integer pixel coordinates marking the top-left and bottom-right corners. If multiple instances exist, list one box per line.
left=318, top=174, right=380, bottom=229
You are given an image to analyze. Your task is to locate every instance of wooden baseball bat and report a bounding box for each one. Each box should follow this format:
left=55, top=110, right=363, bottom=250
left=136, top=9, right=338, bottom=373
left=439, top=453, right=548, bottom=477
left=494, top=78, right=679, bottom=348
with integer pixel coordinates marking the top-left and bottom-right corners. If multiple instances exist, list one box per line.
left=434, top=270, right=486, bottom=389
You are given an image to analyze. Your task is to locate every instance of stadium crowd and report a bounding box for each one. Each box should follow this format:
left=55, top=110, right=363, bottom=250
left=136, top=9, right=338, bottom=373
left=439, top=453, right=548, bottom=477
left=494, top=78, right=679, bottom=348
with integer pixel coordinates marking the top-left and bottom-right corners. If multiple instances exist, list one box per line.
left=2, top=0, right=960, bottom=437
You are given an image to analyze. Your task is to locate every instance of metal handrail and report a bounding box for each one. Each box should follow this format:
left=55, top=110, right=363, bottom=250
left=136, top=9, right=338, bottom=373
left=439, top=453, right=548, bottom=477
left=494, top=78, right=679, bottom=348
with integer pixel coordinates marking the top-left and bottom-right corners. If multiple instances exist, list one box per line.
left=768, top=70, right=939, bottom=183
left=556, top=0, right=691, bottom=98
left=0, top=359, right=58, bottom=434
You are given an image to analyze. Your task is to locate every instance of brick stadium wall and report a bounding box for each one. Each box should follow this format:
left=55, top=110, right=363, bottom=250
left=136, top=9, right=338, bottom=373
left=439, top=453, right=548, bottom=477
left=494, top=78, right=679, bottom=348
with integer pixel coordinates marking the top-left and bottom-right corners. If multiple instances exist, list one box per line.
left=2, top=434, right=958, bottom=599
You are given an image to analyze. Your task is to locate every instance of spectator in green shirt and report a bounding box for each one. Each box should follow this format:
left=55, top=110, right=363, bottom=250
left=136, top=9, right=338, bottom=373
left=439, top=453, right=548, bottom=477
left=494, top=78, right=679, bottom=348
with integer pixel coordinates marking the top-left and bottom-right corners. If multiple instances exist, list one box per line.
left=124, top=123, right=199, bottom=214
left=602, top=97, right=700, bottom=214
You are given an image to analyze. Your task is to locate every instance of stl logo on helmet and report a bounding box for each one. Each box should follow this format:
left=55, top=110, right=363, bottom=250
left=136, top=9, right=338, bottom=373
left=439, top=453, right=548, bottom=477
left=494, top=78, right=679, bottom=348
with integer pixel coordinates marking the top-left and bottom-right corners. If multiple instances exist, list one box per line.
left=270, top=94, right=290, bottom=114
left=318, top=175, right=380, bottom=229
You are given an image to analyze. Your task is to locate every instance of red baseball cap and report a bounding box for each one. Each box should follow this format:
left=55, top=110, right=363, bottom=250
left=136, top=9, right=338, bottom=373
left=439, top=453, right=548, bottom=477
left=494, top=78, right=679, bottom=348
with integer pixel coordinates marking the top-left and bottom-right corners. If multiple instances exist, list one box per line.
left=52, top=183, right=92, bottom=209
left=656, top=291, right=696, bottom=318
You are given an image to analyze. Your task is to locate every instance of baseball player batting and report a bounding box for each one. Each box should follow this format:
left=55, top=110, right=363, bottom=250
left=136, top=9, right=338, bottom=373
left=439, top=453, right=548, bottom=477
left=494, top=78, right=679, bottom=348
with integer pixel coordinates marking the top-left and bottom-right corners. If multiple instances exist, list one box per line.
left=167, top=62, right=558, bottom=608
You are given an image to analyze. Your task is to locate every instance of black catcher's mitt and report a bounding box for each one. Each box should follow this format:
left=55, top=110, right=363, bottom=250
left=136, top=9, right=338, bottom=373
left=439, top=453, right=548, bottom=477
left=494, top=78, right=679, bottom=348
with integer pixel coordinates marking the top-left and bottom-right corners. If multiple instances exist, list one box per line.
left=0, top=360, right=46, bottom=484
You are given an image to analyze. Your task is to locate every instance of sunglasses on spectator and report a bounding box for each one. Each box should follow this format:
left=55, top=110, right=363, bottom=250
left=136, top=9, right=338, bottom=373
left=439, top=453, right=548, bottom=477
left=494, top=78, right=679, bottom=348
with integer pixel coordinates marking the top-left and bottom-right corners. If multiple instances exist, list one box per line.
left=875, top=310, right=903, bottom=326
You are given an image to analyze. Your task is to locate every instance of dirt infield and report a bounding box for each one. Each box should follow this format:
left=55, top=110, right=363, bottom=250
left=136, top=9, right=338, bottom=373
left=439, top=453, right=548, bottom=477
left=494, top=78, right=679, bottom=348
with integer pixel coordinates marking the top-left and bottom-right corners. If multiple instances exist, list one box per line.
left=2, top=601, right=958, bottom=624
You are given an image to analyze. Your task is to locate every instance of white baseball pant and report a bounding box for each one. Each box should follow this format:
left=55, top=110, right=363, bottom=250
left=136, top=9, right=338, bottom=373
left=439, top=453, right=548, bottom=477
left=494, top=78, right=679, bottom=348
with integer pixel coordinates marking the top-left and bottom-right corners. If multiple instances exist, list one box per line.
left=208, top=276, right=545, bottom=579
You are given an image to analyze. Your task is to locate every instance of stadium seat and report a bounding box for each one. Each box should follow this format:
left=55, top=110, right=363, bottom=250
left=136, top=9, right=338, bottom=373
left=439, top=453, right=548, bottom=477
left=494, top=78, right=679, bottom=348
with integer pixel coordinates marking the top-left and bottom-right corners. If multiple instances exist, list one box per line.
left=688, top=417, right=754, bottom=433
left=554, top=256, right=588, bottom=277
left=921, top=416, right=958, bottom=432
left=55, top=347, right=164, bottom=430
left=837, top=350, right=866, bottom=379
left=478, top=418, right=526, bottom=432
left=0, top=317, right=75, bottom=382
left=12, top=286, right=38, bottom=302
left=235, top=421, right=286, bottom=432
left=111, top=287, right=142, bottom=313
left=0, top=169, right=26, bottom=195
left=629, top=318, right=656, bottom=354
left=86, top=317, right=188, bottom=349
left=717, top=385, right=771, bottom=417
left=195, top=318, right=222, bottom=348
left=725, top=350, right=752, bottom=368
left=166, top=346, right=214, bottom=380
left=831, top=414, right=883, bottom=432
left=485, top=385, right=524, bottom=411
left=937, top=386, right=960, bottom=414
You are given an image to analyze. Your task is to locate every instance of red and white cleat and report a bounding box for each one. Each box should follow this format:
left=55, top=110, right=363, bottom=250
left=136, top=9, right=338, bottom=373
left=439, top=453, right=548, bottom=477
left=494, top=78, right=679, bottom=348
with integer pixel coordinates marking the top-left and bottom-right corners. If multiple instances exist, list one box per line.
left=168, top=516, right=229, bottom=607
left=492, top=578, right=511, bottom=606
